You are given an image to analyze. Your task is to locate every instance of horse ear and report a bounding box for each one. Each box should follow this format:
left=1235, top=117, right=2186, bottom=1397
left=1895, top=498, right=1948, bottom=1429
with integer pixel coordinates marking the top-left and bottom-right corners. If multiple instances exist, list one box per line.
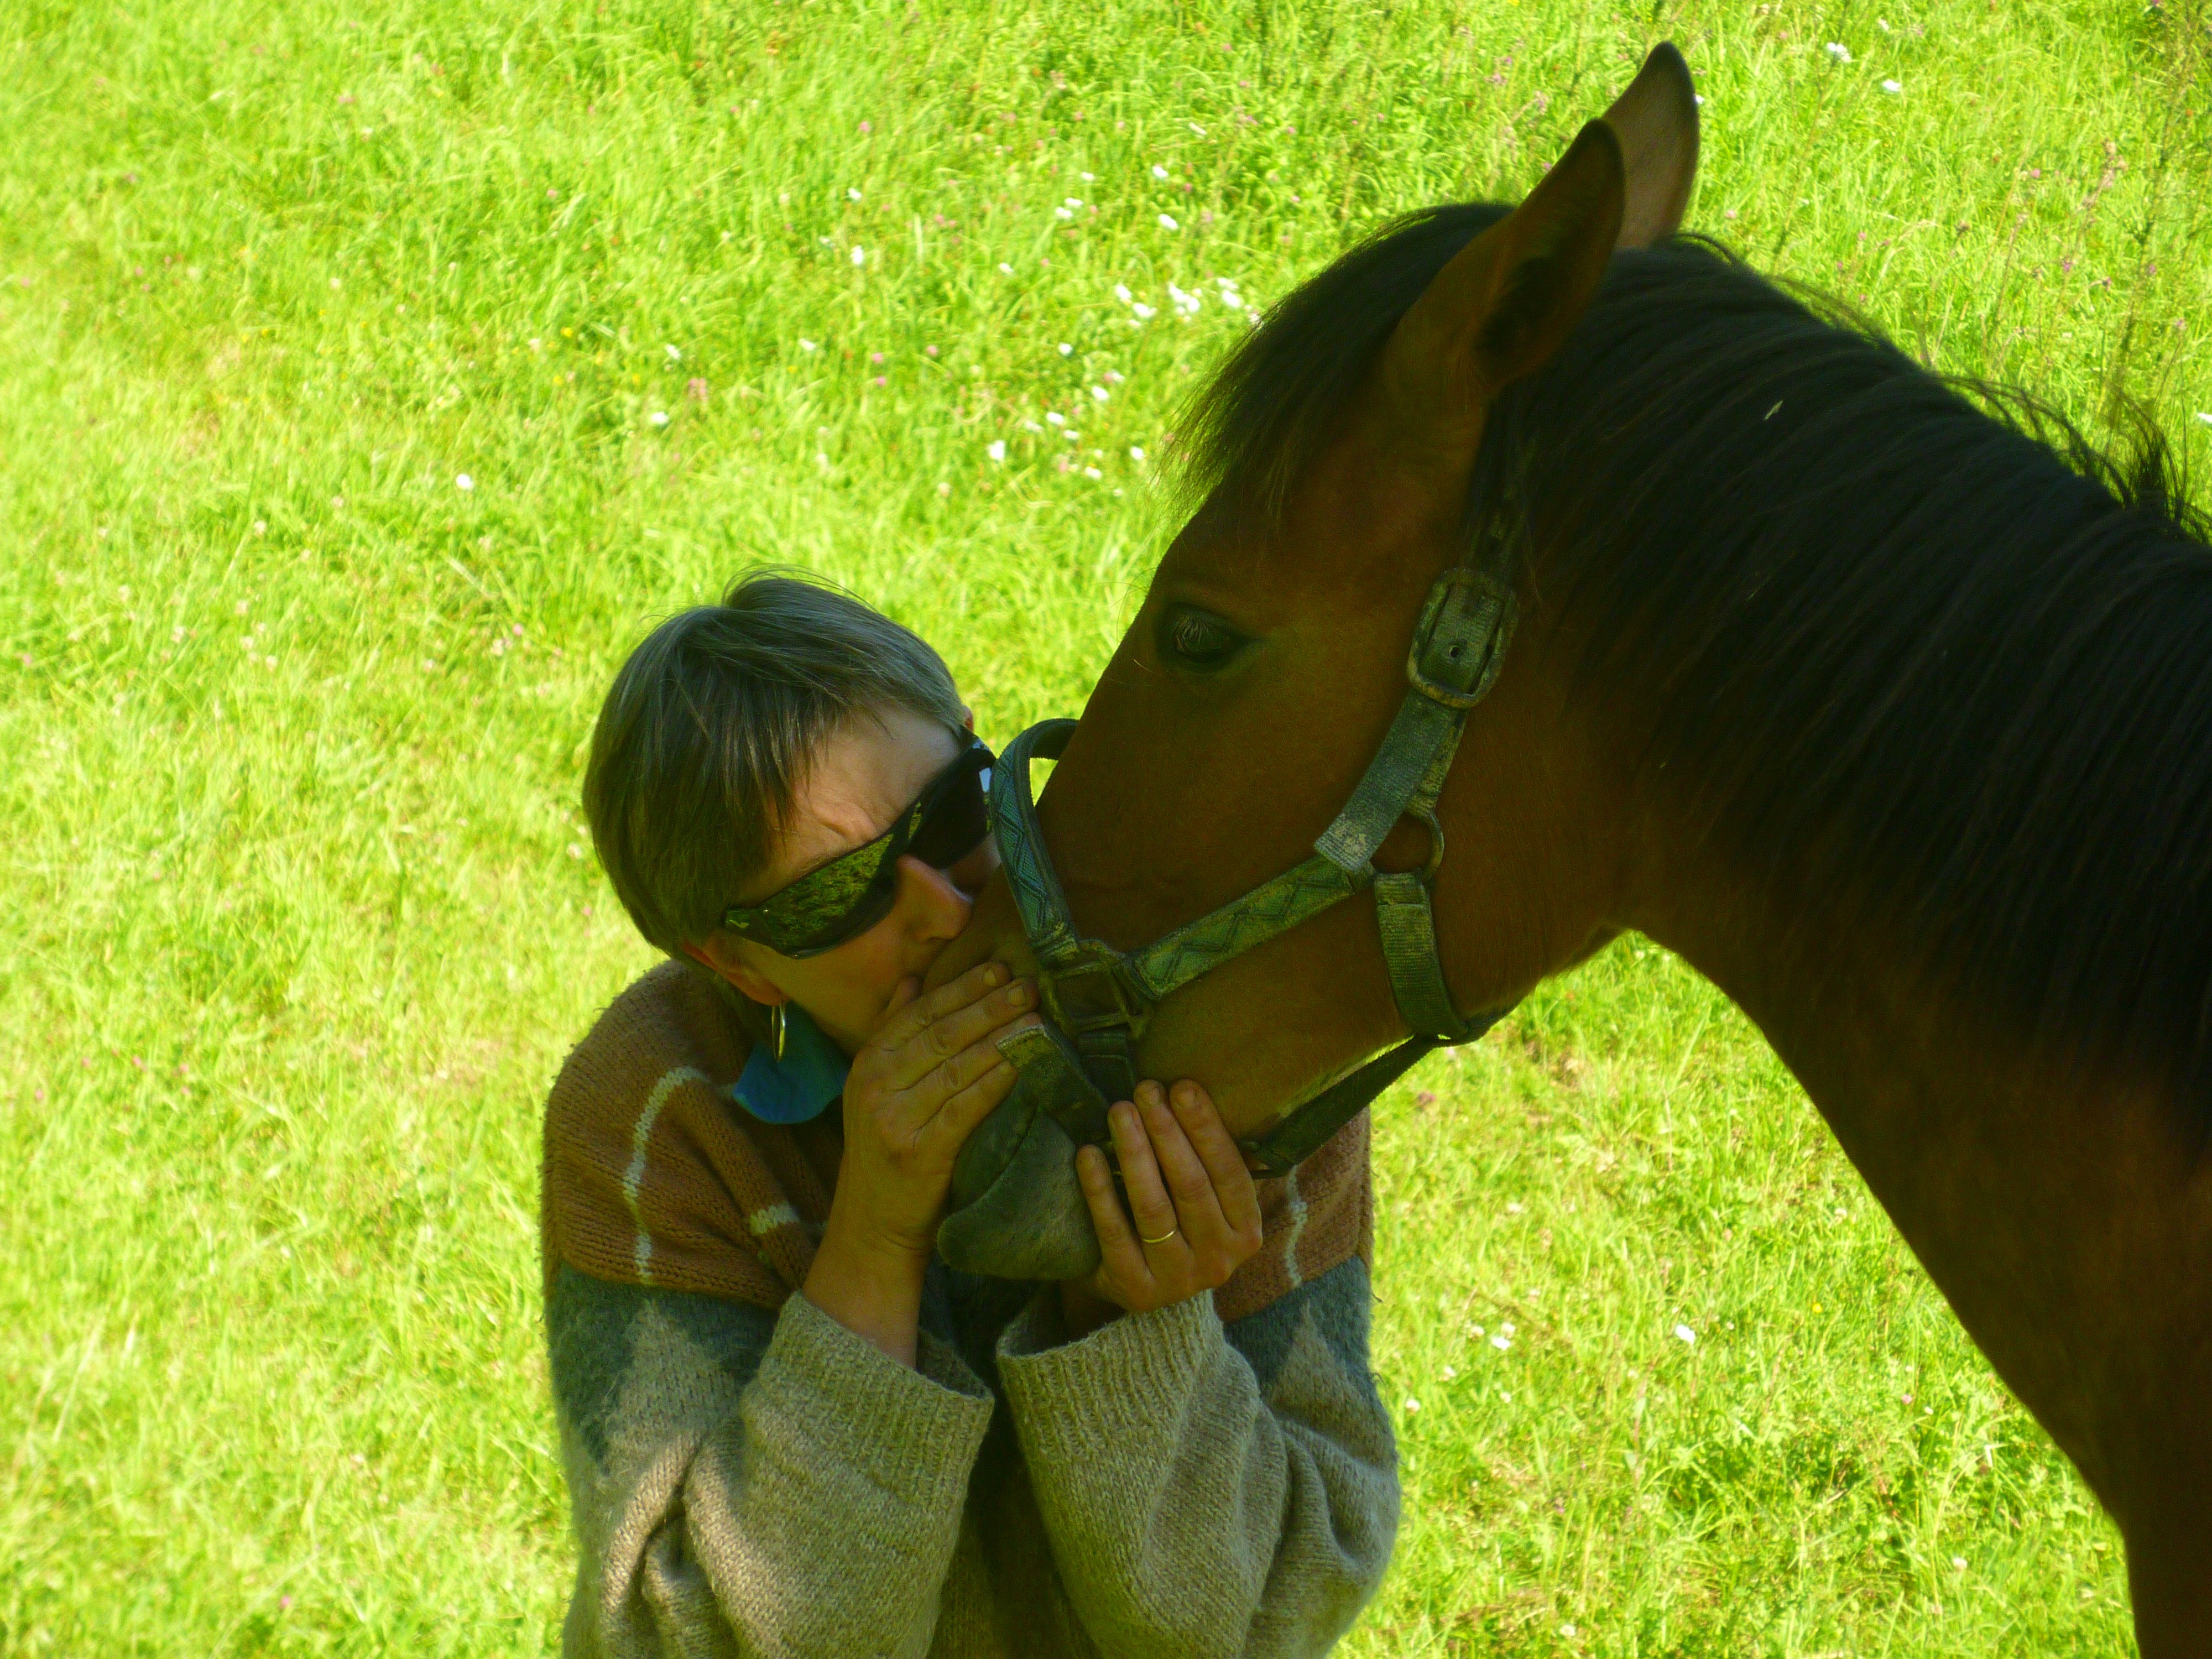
left=1380, top=119, right=1624, bottom=430
left=1599, top=41, right=1699, bottom=248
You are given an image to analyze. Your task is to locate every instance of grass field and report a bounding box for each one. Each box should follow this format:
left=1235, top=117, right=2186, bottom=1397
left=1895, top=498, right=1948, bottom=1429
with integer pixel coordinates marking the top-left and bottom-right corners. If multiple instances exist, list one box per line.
left=3, top=0, right=2208, bottom=1652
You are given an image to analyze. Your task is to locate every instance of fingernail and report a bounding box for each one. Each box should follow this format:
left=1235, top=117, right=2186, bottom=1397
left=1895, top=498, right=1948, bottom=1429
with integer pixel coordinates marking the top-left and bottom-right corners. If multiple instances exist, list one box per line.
left=1009, top=982, right=1032, bottom=1007
left=1138, top=1080, right=1164, bottom=1109
left=984, top=963, right=1005, bottom=985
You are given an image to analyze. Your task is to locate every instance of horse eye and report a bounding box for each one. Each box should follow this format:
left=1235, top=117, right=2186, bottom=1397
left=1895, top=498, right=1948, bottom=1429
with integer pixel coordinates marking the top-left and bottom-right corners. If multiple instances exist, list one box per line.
left=1158, top=606, right=1245, bottom=671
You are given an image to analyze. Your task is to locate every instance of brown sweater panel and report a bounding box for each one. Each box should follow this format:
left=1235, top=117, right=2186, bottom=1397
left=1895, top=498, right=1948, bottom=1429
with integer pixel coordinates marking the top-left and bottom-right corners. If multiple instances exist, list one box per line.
left=540, top=960, right=1370, bottom=1319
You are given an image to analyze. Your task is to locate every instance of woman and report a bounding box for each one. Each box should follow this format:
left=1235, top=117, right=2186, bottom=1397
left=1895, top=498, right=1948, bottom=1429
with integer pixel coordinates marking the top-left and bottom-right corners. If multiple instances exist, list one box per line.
left=541, top=572, right=1398, bottom=1657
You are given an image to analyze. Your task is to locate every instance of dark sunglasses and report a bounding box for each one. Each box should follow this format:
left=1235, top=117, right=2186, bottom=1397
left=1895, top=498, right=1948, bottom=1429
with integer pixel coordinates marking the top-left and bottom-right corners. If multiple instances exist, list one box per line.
left=721, top=739, right=995, bottom=959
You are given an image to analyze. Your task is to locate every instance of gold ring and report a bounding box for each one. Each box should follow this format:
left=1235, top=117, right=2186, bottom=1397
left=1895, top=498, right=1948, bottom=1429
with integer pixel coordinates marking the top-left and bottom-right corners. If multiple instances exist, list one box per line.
left=1138, top=1226, right=1178, bottom=1246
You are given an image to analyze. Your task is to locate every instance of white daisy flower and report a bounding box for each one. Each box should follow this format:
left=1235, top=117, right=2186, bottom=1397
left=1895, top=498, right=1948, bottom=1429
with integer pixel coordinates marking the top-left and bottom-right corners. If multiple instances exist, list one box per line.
left=1158, top=213, right=1178, bottom=230
left=987, top=439, right=1006, bottom=462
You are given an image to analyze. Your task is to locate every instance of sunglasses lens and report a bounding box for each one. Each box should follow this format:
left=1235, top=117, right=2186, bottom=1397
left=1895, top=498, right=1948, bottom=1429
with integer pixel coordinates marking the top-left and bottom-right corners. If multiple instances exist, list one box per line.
left=726, top=742, right=995, bottom=959
left=758, top=853, right=894, bottom=956
left=785, top=877, right=900, bottom=958
left=907, top=760, right=990, bottom=869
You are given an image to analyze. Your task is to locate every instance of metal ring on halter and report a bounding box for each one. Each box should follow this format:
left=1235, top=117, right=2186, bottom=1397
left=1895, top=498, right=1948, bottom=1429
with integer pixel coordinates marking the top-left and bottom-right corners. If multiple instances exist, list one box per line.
left=1407, top=804, right=1447, bottom=884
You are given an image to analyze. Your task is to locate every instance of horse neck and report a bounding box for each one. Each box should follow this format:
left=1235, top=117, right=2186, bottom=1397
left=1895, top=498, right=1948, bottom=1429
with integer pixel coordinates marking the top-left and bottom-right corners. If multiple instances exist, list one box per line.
left=1618, top=782, right=2208, bottom=1525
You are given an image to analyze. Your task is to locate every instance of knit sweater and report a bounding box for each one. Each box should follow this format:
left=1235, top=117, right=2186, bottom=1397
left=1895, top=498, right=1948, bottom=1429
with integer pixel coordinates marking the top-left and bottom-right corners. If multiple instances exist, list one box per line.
left=542, top=965, right=1401, bottom=1658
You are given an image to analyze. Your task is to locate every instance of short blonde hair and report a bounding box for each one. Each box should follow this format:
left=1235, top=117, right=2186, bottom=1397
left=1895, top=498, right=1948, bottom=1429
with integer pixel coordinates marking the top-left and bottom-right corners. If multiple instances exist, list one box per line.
left=582, top=571, right=964, bottom=954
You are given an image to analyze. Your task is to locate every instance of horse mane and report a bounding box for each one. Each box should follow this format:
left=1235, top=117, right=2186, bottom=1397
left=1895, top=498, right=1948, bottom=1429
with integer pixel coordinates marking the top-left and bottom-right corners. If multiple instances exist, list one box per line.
left=1183, top=202, right=2212, bottom=1109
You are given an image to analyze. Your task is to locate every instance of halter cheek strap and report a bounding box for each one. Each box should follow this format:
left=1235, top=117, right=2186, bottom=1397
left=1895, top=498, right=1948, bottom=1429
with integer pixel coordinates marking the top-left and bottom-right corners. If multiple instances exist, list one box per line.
left=985, top=516, right=1523, bottom=1179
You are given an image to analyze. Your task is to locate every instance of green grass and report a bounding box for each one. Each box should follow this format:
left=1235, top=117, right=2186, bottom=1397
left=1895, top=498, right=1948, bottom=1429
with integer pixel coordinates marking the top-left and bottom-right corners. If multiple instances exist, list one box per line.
left=2, top=0, right=2205, bottom=1652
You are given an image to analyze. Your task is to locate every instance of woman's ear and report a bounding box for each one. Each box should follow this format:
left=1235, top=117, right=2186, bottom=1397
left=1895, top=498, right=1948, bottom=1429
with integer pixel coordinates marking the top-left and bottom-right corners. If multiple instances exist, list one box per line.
left=962, top=705, right=975, bottom=733
left=682, top=937, right=789, bottom=1006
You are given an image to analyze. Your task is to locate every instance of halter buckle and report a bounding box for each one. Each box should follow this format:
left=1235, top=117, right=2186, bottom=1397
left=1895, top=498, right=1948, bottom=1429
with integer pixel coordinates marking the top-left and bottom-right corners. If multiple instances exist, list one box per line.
left=1406, top=566, right=1516, bottom=711
left=1039, top=938, right=1154, bottom=1042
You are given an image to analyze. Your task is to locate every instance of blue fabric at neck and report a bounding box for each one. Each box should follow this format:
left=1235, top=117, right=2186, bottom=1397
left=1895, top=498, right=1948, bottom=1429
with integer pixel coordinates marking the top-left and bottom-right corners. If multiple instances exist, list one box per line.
left=729, top=1003, right=851, bottom=1125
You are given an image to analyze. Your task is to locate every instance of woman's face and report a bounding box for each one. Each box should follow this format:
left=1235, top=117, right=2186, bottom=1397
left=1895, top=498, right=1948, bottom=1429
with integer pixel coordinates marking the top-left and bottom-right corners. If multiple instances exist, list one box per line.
left=688, top=705, right=999, bottom=1053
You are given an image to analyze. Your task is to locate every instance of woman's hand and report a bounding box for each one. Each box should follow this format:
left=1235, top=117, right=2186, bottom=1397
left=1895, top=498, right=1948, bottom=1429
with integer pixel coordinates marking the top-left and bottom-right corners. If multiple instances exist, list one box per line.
left=1063, top=1079, right=1265, bottom=1331
left=806, top=962, right=1036, bottom=1364
left=833, top=961, right=1038, bottom=1259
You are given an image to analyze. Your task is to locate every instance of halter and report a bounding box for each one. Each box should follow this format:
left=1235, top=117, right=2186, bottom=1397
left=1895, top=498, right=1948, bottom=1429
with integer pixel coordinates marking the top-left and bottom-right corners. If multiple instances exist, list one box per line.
left=985, top=513, right=1524, bottom=1178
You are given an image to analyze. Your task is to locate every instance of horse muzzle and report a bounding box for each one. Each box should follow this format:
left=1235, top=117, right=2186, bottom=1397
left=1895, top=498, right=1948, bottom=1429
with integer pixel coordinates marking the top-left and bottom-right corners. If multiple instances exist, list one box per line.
left=936, top=1021, right=1115, bottom=1281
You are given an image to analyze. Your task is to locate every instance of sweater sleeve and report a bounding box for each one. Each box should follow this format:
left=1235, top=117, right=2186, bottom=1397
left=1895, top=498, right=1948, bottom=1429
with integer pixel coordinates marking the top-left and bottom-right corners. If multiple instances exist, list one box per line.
left=992, top=1258, right=1399, bottom=1659
left=548, top=1265, right=995, bottom=1659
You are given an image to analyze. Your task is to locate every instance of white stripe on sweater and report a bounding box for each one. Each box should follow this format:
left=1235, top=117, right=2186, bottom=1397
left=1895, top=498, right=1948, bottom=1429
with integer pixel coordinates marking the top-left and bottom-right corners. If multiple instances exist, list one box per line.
left=1280, top=1166, right=1308, bottom=1291
left=624, top=1066, right=709, bottom=1287
left=749, top=1203, right=801, bottom=1237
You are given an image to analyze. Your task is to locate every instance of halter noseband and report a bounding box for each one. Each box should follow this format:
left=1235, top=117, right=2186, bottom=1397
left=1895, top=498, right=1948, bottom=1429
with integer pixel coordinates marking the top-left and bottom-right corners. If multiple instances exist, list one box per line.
left=985, top=515, right=1524, bottom=1178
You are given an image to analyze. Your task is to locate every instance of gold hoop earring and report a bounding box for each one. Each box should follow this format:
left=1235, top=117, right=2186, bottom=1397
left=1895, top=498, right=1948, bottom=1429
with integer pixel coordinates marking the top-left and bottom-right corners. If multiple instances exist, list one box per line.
left=769, top=1003, right=789, bottom=1064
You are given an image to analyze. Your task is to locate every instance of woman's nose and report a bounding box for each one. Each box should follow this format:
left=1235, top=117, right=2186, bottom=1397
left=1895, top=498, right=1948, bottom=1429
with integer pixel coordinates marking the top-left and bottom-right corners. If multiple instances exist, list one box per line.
left=893, top=853, right=974, bottom=944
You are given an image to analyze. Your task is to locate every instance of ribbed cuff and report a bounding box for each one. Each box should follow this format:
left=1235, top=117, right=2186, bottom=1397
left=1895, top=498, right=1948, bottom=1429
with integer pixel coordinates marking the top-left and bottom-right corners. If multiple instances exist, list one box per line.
left=997, top=1291, right=1222, bottom=1462
left=760, top=1292, right=994, bottom=1501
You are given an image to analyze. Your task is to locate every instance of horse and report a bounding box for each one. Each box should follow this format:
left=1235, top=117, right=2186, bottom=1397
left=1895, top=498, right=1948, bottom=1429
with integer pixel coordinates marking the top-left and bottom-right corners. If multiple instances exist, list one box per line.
left=926, top=44, right=2212, bottom=1653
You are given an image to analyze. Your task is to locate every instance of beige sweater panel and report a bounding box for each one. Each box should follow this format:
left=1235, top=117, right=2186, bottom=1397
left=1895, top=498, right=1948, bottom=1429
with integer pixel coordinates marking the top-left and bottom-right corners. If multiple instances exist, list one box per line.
left=552, top=1262, right=1396, bottom=1659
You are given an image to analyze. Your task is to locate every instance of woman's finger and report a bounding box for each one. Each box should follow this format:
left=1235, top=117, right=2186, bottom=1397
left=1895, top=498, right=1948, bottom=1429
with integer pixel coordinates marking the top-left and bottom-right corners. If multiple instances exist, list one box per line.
left=1076, top=1143, right=1147, bottom=1292
left=888, top=974, right=1036, bottom=1090
left=921, top=1044, right=1020, bottom=1149
left=1112, top=1092, right=1185, bottom=1254
left=1171, top=1082, right=1264, bottom=1243
left=906, top=1015, right=1039, bottom=1124
left=1138, top=1088, right=1231, bottom=1247
left=868, top=961, right=1010, bottom=1061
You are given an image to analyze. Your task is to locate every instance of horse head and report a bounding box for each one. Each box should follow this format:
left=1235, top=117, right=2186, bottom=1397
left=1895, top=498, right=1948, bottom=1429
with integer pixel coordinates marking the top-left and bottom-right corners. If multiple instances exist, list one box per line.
left=925, top=45, right=1701, bottom=1280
